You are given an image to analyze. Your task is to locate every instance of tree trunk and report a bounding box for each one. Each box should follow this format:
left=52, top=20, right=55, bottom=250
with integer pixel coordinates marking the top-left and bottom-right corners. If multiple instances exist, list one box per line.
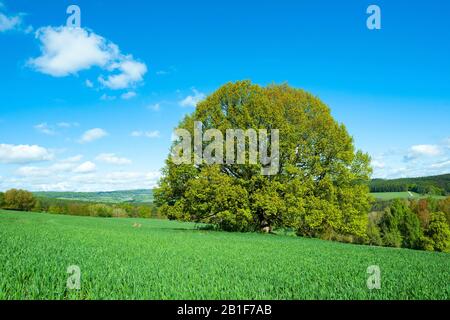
left=261, top=220, right=273, bottom=233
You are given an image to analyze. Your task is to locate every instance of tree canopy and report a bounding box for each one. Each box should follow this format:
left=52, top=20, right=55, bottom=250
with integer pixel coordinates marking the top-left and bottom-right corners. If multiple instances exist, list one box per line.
left=155, top=81, right=372, bottom=240
left=3, top=189, right=36, bottom=211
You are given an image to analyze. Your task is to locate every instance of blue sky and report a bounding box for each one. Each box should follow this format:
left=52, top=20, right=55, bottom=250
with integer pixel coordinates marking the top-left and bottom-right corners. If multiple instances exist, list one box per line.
left=0, top=0, right=449, bottom=191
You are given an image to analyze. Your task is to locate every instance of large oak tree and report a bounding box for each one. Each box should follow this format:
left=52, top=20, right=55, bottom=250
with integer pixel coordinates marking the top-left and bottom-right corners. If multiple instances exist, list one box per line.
left=155, top=81, right=372, bottom=240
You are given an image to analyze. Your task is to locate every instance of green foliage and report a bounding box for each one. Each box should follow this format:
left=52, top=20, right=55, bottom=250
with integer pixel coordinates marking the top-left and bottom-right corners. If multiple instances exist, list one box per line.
left=419, top=236, right=435, bottom=252
left=3, top=189, right=36, bottom=211
left=437, top=197, right=450, bottom=225
left=158, top=200, right=188, bottom=221
left=366, top=212, right=383, bottom=246
left=399, top=210, right=422, bottom=249
left=155, top=81, right=372, bottom=240
left=366, top=220, right=382, bottom=246
left=184, top=166, right=252, bottom=231
left=380, top=213, right=403, bottom=248
left=88, top=204, right=113, bottom=217
left=424, top=211, right=450, bottom=252
left=0, top=192, right=4, bottom=207
left=410, top=199, right=432, bottom=229
left=154, top=163, right=200, bottom=209
left=379, top=199, right=422, bottom=249
left=370, top=197, right=450, bottom=252
left=1, top=210, right=449, bottom=300
left=250, top=180, right=287, bottom=233
left=48, top=205, right=64, bottom=215
left=31, top=199, right=42, bottom=213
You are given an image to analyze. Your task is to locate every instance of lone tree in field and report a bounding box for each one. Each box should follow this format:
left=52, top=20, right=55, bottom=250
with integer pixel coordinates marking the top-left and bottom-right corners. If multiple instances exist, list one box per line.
left=155, top=81, right=372, bottom=240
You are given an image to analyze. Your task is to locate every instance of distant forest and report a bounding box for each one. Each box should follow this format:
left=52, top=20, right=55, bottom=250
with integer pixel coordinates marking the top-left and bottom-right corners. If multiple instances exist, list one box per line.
left=370, top=174, right=450, bottom=195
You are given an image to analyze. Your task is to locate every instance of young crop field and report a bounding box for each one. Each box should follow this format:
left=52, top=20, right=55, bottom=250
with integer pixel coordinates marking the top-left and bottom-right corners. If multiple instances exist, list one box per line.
left=0, top=210, right=449, bottom=300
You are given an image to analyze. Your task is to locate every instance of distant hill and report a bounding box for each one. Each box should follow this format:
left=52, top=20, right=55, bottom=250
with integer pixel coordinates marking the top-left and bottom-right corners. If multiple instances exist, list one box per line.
left=32, top=174, right=450, bottom=204
left=370, top=174, right=450, bottom=196
left=33, top=189, right=154, bottom=204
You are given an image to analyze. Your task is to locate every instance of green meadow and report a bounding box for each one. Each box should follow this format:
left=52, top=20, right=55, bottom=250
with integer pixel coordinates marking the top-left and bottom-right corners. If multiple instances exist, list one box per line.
left=370, top=192, right=446, bottom=201
left=0, top=210, right=449, bottom=300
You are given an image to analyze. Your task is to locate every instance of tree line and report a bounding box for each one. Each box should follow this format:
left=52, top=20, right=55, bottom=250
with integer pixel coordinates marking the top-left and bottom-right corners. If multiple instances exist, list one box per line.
left=0, top=189, right=161, bottom=219
left=367, top=197, right=450, bottom=252
left=370, top=174, right=450, bottom=195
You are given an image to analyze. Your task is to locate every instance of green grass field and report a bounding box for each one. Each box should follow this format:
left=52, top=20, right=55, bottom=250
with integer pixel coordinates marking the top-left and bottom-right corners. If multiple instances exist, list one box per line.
left=0, top=210, right=449, bottom=300
left=370, top=192, right=446, bottom=201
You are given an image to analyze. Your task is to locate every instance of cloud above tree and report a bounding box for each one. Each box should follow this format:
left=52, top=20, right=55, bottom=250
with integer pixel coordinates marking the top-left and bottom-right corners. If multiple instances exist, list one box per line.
left=28, top=26, right=147, bottom=90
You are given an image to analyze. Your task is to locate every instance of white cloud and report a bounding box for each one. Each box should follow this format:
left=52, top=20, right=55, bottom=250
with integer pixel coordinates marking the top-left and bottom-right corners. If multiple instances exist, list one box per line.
left=2, top=160, right=161, bottom=191
left=0, top=4, right=32, bottom=33
left=23, top=25, right=33, bottom=34
left=95, top=153, right=131, bottom=165
left=99, top=59, right=147, bottom=90
left=431, top=159, right=450, bottom=169
left=17, top=164, right=69, bottom=177
left=156, top=66, right=175, bottom=76
left=374, top=166, right=408, bottom=179
left=148, top=103, right=160, bottom=111
left=6, top=170, right=160, bottom=192
left=179, top=88, right=206, bottom=107
left=371, top=160, right=385, bottom=169
left=85, top=79, right=94, bottom=88
left=34, top=122, right=79, bottom=134
left=62, top=154, right=83, bottom=163
left=405, top=144, right=442, bottom=161
left=28, top=26, right=147, bottom=90
left=29, top=26, right=117, bottom=77
left=16, top=166, right=52, bottom=177
left=16, top=155, right=87, bottom=178
left=69, top=170, right=160, bottom=191
left=57, top=122, right=71, bottom=128
left=30, top=182, right=72, bottom=192
left=445, top=138, right=450, bottom=148
left=130, top=130, right=160, bottom=138
left=100, top=93, right=116, bottom=101
left=0, top=12, right=22, bottom=32
left=121, top=91, right=137, bottom=100
left=79, top=128, right=108, bottom=143
left=73, top=161, right=96, bottom=173
left=411, top=145, right=441, bottom=156
left=372, top=140, right=450, bottom=179
left=0, top=144, right=53, bottom=164
left=146, top=131, right=160, bottom=138
left=57, top=122, right=79, bottom=128
left=34, top=123, right=56, bottom=135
